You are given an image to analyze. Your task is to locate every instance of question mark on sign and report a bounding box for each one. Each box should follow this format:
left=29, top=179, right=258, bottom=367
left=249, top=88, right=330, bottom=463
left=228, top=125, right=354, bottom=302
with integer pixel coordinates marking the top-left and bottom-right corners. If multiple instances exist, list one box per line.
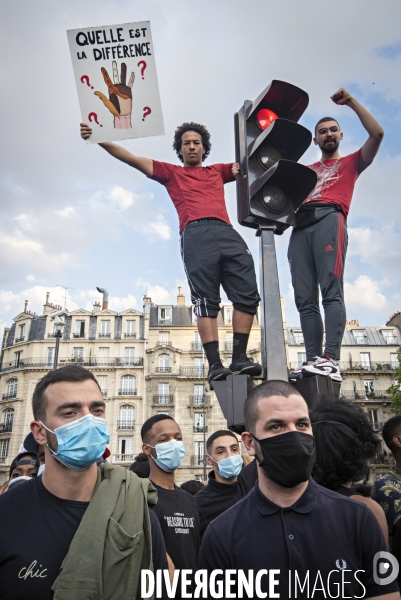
left=142, top=107, right=151, bottom=121
left=138, top=61, right=147, bottom=79
left=88, top=112, right=103, bottom=127
left=81, top=75, right=94, bottom=89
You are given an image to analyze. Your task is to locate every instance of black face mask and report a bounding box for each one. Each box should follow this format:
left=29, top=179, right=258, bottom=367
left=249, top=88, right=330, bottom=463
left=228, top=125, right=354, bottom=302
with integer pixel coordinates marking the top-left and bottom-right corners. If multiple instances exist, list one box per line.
left=251, top=431, right=316, bottom=488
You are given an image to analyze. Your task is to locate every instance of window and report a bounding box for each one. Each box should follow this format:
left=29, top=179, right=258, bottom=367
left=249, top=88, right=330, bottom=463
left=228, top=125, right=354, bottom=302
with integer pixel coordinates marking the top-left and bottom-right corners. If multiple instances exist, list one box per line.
left=159, top=308, right=171, bottom=323
left=391, top=353, right=399, bottom=368
left=353, top=330, right=367, bottom=345
left=158, top=354, right=170, bottom=372
left=118, top=436, right=134, bottom=458
left=98, top=347, right=109, bottom=365
left=194, top=441, right=205, bottom=466
left=159, top=331, right=170, bottom=345
left=369, top=409, right=379, bottom=426
left=15, top=351, right=22, bottom=366
left=120, top=375, right=136, bottom=395
left=158, top=383, right=170, bottom=404
left=73, top=347, right=84, bottom=359
left=75, top=321, right=85, bottom=338
left=119, top=405, right=135, bottom=429
left=126, top=321, right=136, bottom=337
left=360, top=353, right=371, bottom=369
left=97, top=375, right=108, bottom=395
left=0, top=439, right=10, bottom=459
left=297, top=352, right=307, bottom=366
left=16, top=323, right=26, bottom=342
left=100, top=321, right=111, bottom=337
left=225, top=307, right=233, bottom=325
left=194, top=385, right=205, bottom=405
left=193, top=332, right=202, bottom=351
left=364, top=380, right=375, bottom=396
left=47, top=348, right=54, bottom=366
left=2, top=408, right=14, bottom=433
left=382, top=330, right=398, bottom=344
left=124, top=348, right=135, bottom=366
left=194, top=412, right=205, bottom=432
left=194, top=357, right=204, bottom=376
left=6, top=379, right=18, bottom=398
left=293, top=331, right=304, bottom=345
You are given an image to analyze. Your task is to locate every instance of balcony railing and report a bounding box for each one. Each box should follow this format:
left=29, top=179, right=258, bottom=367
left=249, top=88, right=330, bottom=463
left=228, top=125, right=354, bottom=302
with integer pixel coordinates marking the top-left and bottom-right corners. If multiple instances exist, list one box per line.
left=117, top=420, right=135, bottom=430
left=47, top=333, right=56, bottom=338
left=2, top=392, right=17, bottom=400
left=124, top=333, right=137, bottom=338
left=289, top=361, right=397, bottom=373
left=118, top=389, right=137, bottom=396
left=113, top=454, right=135, bottom=463
left=0, top=356, right=144, bottom=373
left=73, top=333, right=86, bottom=338
left=340, top=390, right=389, bottom=400
left=193, top=425, right=208, bottom=433
left=188, top=395, right=211, bottom=407
left=101, top=389, right=108, bottom=396
left=180, top=367, right=205, bottom=377
left=156, top=367, right=172, bottom=373
left=191, top=342, right=203, bottom=351
left=15, top=336, right=25, bottom=343
left=153, top=395, right=174, bottom=405
left=158, top=320, right=172, bottom=326
left=157, top=341, right=172, bottom=347
left=98, top=333, right=111, bottom=338
left=0, top=422, right=13, bottom=434
left=191, top=455, right=206, bottom=467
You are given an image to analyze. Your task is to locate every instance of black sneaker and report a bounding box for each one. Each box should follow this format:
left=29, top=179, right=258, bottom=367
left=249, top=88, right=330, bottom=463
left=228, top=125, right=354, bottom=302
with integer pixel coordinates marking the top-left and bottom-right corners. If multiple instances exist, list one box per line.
left=229, top=354, right=262, bottom=376
left=208, top=361, right=231, bottom=383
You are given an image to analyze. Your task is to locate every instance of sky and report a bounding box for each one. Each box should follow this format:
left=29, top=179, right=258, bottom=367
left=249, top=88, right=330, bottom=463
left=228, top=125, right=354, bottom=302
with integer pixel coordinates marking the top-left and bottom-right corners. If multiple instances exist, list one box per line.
left=1, top=0, right=400, bottom=334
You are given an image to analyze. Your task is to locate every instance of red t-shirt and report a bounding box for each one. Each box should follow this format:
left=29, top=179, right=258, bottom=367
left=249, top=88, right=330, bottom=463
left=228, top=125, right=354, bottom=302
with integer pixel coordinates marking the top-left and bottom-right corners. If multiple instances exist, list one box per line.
left=150, top=161, right=235, bottom=234
left=302, top=149, right=369, bottom=217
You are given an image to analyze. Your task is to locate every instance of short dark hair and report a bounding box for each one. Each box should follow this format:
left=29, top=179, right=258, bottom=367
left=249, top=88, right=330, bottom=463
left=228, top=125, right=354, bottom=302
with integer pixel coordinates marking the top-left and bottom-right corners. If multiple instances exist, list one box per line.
left=310, top=398, right=379, bottom=490
left=141, top=414, right=175, bottom=443
left=315, top=117, right=340, bottom=135
left=32, top=365, right=101, bottom=422
left=180, top=480, right=204, bottom=495
left=129, top=452, right=151, bottom=478
left=244, top=380, right=303, bottom=432
left=172, top=122, right=211, bottom=163
left=382, top=415, right=401, bottom=452
left=206, top=429, right=238, bottom=453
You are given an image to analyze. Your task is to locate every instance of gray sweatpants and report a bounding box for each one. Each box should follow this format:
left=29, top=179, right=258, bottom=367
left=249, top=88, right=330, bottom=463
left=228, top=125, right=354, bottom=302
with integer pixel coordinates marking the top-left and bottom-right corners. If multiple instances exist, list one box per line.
left=288, top=211, right=348, bottom=361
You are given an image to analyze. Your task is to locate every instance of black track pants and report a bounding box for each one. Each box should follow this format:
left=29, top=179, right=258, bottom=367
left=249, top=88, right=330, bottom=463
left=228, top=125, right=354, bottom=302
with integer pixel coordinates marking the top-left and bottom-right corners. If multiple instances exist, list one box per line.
left=288, top=212, right=348, bottom=361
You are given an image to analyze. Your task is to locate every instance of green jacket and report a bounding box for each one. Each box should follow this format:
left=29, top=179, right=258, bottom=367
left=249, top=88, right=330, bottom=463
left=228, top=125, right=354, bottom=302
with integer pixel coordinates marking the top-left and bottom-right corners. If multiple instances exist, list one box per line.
left=52, top=463, right=157, bottom=600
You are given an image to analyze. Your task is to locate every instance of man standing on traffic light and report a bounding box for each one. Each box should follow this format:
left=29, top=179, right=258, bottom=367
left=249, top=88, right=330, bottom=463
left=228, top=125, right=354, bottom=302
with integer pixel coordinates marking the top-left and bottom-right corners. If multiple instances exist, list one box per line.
left=80, top=122, right=261, bottom=383
left=289, top=88, right=383, bottom=382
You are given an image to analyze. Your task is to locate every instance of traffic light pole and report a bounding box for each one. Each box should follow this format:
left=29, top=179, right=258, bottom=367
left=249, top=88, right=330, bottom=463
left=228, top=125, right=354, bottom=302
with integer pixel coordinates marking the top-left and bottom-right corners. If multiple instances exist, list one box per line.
left=257, top=225, right=288, bottom=381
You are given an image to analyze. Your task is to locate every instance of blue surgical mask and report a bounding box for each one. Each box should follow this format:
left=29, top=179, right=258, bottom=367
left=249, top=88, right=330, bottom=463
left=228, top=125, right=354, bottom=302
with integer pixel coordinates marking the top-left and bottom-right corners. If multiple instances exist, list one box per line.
left=148, top=439, right=185, bottom=472
left=213, top=454, right=243, bottom=479
left=41, top=414, right=110, bottom=471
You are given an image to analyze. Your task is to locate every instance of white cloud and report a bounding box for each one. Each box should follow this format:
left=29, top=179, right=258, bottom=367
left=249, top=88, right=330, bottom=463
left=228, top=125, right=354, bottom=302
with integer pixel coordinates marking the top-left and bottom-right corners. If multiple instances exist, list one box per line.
left=56, top=206, right=76, bottom=218
left=348, top=225, right=401, bottom=278
left=147, top=215, right=172, bottom=240
left=109, top=186, right=135, bottom=210
left=344, top=275, right=389, bottom=312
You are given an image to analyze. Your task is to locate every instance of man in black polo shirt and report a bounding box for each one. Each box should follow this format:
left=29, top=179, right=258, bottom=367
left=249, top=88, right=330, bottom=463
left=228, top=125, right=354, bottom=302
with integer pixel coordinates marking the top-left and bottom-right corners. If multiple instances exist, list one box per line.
left=198, top=380, right=399, bottom=599
left=195, top=430, right=244, bottom=537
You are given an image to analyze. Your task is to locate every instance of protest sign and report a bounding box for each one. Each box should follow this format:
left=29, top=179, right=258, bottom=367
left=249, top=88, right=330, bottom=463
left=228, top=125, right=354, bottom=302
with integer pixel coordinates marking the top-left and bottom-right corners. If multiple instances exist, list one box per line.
left=67, top=21, right=164, bottom=143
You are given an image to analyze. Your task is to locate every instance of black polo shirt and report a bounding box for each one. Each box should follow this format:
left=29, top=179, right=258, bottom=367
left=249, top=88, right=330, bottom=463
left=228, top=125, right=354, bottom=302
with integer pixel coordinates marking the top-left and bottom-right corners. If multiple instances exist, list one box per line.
left=237, top=458, right=257, bottom=495
left=198, top=478, right=399, bottom=599
left=194, top=471, right=244, bottom=537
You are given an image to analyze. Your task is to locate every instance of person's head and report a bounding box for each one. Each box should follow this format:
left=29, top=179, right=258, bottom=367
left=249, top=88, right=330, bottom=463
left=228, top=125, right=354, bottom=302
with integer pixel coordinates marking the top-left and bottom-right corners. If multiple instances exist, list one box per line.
left=310, top=399, right=379, bottom=490
left=242, top=380, right=314, bottom=488
left=141, top=415, right=185, bottom=474
left=180, top=479, right=204, bottom=495
left=206, top=430, right=242, bottom=482
left=9, top=452, right=39, bottom=479
left=173, top=122, right=211, bottom=166
left=129, top=452, right=151, bottom=478
left=313, top=117, right=343, bottom=154
left=382, top=415, right=401, bottom=457
left=30, top=365, right=108, bottom=473
left=23, top=432, right=45, bottom=465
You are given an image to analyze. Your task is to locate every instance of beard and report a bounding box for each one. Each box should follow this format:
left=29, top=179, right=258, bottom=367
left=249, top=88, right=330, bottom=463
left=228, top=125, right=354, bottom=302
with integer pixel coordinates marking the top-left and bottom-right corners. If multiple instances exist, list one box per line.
left=320, top=138, right=339, bottom=154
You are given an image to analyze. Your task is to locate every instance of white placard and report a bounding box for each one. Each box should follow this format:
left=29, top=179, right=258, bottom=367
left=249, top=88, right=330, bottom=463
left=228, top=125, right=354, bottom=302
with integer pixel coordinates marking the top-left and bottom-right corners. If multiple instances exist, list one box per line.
left=67, top=21, right=164, bottom=143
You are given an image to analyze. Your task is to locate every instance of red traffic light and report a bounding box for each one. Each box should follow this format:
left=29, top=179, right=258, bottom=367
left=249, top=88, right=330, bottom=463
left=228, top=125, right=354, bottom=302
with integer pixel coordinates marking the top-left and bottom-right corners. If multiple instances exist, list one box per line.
left=256, top=108, right=278, bottom=130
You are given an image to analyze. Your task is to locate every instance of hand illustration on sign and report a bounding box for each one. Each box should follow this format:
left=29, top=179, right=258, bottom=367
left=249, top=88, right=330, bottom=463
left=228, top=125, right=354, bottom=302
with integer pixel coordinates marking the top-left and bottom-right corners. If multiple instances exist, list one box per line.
left=94, top=61, right=135, bottom=129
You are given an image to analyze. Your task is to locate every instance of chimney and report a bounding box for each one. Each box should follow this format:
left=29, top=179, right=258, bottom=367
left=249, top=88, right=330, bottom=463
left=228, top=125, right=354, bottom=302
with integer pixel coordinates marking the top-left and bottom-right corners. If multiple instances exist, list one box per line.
left=143, top=295, right=151, bottom=315
left=93, top=301, right=101, bottom=314
left=96, top=287, right=109, bottom=310
left=45, top=292, right=50, bottom=305
left=177, top=286, right=185, bottom=306
left=24, top=300, right=28, bottom=312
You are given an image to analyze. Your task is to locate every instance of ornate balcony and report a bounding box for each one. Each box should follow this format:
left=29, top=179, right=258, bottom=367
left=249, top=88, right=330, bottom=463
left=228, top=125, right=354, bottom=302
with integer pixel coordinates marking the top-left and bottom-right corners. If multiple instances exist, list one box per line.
left=117, top=420, right=135, bottom=430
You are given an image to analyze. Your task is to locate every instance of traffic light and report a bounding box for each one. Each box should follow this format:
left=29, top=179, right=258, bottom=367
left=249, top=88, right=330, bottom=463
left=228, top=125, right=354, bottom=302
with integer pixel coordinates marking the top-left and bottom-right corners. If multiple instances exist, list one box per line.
left=234, top=80, right=317, bottom=233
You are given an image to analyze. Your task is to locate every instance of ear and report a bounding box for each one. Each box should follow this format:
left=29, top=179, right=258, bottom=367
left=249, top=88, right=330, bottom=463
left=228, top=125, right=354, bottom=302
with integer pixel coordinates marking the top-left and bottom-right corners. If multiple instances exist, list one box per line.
left=241, top=431, right=256, bottom=456
left=393, top=435, right=401, bottom=449
left=142, top=442, right=152, bottom=456
left=339, top=131, right=344, bottom=140
left=205, top=454, right=214, bottom=467
left=313, top=137, right=318, bottom=146
left=31, top=421, right=47, bottom=446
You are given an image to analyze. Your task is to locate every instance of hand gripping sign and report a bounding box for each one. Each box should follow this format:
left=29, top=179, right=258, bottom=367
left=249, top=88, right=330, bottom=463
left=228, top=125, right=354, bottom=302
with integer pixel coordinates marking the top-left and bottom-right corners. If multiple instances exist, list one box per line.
left=67, top=21, right=164, bottom=143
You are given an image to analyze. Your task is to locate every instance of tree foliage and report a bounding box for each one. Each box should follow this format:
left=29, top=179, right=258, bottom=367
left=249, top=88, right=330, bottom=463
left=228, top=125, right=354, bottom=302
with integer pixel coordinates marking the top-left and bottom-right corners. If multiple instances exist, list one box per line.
left=388, top=347, right=401, bottom=414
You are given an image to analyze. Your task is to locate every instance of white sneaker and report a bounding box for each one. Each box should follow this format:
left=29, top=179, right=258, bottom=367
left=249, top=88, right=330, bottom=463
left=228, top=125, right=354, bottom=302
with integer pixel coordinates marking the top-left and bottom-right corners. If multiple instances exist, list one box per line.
left=302, top=356, right=342, bottom=382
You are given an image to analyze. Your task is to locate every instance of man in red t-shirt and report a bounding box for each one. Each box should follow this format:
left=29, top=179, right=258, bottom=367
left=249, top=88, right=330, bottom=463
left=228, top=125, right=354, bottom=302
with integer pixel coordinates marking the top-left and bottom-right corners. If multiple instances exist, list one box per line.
left=289, top=88, right=383, bottom=382
left=80, top=121, right=261, bottom=382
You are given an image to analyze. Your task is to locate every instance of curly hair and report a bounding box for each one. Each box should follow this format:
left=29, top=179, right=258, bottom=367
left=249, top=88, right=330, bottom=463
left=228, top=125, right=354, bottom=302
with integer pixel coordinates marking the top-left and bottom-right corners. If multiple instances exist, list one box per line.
left=310, top=398, right=379, bottom=490
left=172, top=122, right=211, bottom=163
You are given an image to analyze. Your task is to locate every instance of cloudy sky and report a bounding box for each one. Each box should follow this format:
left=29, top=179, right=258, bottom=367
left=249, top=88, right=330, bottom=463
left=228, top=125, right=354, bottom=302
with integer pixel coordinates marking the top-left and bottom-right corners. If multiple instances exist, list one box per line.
left=1, top=0, right=400, bottom=334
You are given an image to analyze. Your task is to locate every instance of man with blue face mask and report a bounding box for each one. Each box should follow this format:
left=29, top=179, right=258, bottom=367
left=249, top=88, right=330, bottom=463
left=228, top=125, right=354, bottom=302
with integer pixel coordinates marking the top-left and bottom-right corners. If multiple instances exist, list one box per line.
left=142, top=414, right=201, bottom=596
left=195, top=430, right=246, bottom=538
left=0, top=365, right=169, bottom=600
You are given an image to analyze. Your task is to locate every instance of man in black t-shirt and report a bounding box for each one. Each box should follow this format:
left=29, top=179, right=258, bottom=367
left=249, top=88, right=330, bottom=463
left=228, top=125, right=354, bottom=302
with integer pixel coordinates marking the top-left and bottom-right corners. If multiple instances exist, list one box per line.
left=0, top=366, right=168, bottom=600
left=141, top=415, right=201, bottom=578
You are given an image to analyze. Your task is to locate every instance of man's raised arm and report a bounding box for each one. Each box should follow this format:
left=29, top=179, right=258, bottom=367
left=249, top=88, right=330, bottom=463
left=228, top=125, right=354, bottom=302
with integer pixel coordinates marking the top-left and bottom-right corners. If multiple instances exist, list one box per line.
left=80, top=123, right=153, bottom=177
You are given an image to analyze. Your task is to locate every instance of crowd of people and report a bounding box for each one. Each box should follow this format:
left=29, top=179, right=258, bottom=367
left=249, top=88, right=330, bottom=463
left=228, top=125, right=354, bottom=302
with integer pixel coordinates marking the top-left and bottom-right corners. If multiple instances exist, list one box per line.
left=0, top=364, right=400, bottom=599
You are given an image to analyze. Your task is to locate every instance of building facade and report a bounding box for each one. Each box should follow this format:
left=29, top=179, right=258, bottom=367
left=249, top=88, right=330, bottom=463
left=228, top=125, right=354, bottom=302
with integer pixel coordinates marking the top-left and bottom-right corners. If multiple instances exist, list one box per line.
left=0, top=291, right=399, bottom=484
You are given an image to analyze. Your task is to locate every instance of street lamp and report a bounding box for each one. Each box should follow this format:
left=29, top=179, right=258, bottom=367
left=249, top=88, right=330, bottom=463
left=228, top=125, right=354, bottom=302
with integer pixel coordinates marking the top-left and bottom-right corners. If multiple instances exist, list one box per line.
left=52, top=315, right=65, bottom=370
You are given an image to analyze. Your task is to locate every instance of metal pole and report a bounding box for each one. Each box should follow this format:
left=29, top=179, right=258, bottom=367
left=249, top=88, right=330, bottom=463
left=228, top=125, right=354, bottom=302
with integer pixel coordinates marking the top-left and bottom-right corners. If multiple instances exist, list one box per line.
left=53, top=331, right=62, bottom=370
left=202, top=348, right=207, bottom=482
left=258, top=225, right=288, bottom=381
